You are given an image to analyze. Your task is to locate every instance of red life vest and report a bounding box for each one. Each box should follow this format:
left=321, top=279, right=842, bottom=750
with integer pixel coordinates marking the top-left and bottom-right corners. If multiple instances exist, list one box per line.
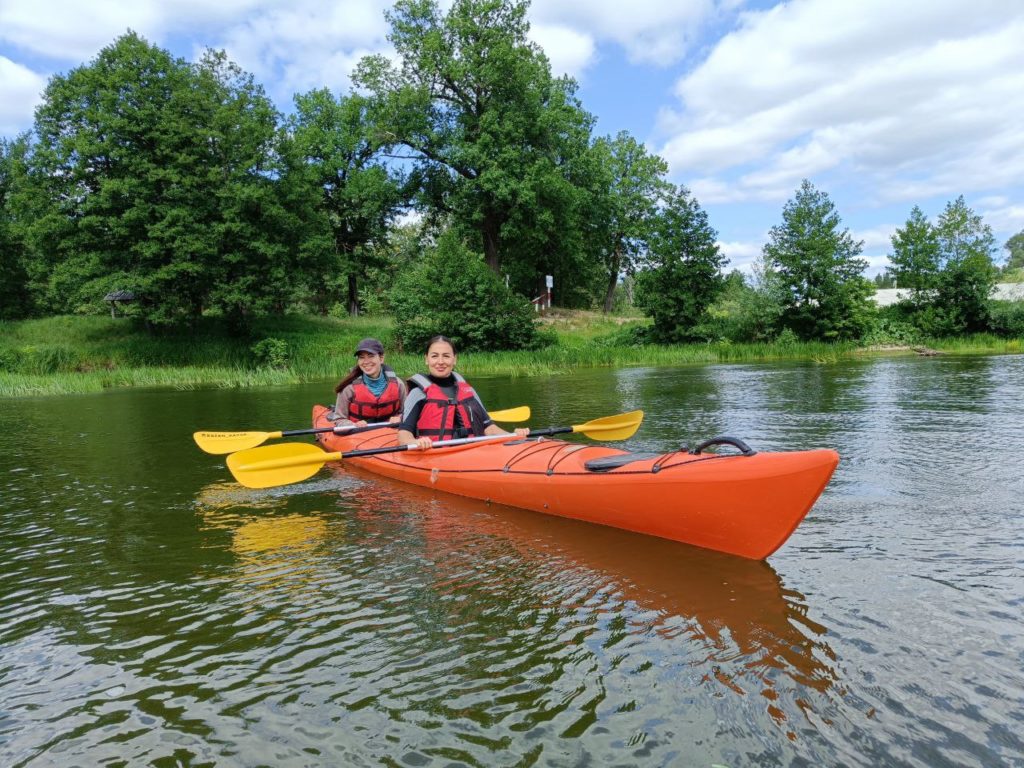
left=410, top=373, right=483, bottom=441
left=348, top=369, right=402, bottom=421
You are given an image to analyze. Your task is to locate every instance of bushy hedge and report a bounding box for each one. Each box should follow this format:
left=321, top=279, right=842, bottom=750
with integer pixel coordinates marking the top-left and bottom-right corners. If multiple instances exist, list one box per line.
left=860, top=316, right=922, bottom=346
left=250, top=337, right=291, bottom=369
left=878, top=298, right=1024, bottom=339
left=389, top=232, right=539, bottom=353
left=987, top=300, right=1024, bottom=337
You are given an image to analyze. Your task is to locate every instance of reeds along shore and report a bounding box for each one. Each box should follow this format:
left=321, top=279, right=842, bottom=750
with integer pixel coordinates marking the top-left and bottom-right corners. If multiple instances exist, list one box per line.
left=1, top=314, right=1021, bottom=398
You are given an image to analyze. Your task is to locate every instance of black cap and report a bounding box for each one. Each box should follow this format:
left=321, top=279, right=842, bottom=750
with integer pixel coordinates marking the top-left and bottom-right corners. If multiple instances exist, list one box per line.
left=353, top=338, right=384, bottom=356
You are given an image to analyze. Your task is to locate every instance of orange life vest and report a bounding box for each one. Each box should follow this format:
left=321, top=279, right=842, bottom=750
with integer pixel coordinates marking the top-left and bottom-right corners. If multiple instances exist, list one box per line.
left=348, top=369, right=402, bottom=421
left=409, top=373, right=483, bottom=441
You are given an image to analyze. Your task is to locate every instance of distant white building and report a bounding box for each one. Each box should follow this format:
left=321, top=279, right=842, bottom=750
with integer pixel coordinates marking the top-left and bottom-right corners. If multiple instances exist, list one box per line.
left=872, top=283, right=1024, bottom=307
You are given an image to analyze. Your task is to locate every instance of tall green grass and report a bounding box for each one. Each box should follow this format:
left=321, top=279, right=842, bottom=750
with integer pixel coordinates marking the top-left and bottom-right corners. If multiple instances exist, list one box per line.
left=1, top=315, right=1021, bottom=398
left=928, top=334, right=1023, bottom=354
left=0, top=315, right=364, bottom=396
left=454, top=338, right=863, bottom=377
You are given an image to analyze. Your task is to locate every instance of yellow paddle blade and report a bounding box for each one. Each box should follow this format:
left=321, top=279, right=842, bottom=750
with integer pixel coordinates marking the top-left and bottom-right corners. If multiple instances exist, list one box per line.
left=227, top=443, right=340, bottom=489
left=194, top=430, right=283, bottom=455
left=573, top=410, right=644, bottom=441
left=489, top=405, right=530, bottom=422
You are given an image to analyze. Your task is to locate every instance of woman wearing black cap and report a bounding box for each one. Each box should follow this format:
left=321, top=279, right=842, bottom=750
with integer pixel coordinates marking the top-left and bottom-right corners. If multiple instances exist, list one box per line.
left=330, top=338, right=408, bottom=428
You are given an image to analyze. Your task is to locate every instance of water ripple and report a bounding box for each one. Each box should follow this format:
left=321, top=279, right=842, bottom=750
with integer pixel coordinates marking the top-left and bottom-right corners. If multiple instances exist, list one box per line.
left=3, top=359, right=1024, bottom=765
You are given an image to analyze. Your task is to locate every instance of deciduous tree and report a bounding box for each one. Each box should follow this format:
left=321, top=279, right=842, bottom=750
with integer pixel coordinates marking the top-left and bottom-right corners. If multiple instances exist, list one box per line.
left=763, top=180, right=874, bottom=341
left=634, top=186, right=725, bottom=343
left=288, top=89, right=406, bottom=316
left=933, top=196, right=997, bottom=333
left=0, top=138, right=32, bottom=319
left=888, top=205, right=940, bottom=308
left=1002, top=230, right=1024, bottom=273
left=354, top=0, right=593, bottom=282
left=28, top=33, right=309, bottom=327
left=587, top=132, right=669, bottom=313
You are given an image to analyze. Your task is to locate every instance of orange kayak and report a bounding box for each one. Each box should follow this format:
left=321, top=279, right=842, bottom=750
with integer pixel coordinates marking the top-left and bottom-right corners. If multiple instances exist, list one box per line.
left=312, top=405, right=838, bottom=560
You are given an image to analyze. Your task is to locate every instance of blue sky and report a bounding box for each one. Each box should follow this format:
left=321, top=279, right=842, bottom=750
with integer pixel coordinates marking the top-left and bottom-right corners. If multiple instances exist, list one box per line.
left=2, top=0, right=1023, bottom=275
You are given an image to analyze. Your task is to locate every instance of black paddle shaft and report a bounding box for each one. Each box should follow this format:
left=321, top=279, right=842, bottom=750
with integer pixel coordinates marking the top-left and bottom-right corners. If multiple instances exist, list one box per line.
left=336, top=425, right=580, bottom=461
left=280, top=422, right=393, bottom=439
left=338, top=427, right=558, bottom=460
left=530, top=426, right=573, bottom=438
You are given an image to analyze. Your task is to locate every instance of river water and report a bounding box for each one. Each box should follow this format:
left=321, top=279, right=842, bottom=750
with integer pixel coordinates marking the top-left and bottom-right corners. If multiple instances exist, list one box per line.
left=1, top=355, right=1022, bottom=767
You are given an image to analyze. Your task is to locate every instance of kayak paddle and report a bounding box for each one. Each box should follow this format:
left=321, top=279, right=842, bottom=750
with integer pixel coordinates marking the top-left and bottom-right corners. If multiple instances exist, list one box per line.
left=195, top=421, right=390, bottom=455
left=194, top=405, right=532, bottom=454
left=227, top=410, right=643, bottom=489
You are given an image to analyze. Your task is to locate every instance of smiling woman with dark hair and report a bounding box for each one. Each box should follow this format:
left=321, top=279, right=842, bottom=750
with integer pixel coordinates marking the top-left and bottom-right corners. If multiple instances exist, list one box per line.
left=397, top=335, right=529, bottom=450
left=330, top=337, right=408, bottom=428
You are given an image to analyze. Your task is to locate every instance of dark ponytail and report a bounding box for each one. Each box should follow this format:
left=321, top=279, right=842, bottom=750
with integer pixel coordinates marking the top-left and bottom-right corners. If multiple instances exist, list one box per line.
left=334, top=364, right=361, bottom=394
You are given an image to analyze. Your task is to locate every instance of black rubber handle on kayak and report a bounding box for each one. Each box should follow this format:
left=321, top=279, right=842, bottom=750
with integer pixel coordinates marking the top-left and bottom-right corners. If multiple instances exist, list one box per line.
left=688, top=436, right=757, bottom=456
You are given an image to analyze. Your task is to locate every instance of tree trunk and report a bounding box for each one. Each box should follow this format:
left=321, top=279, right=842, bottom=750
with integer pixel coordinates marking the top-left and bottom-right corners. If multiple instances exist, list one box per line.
left=482, top=212, right=501, bottom=274
left=347, top=273, right=360, bottom=316
left=602, top=248, right=622, bottom=313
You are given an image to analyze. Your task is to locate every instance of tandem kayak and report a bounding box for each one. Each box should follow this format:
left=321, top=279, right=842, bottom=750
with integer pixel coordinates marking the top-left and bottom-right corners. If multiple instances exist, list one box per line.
left=312, top=405, right=839, bottom=560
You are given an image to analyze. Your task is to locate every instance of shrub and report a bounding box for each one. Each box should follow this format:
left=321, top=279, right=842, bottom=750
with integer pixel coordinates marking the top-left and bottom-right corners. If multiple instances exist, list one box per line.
left=1001, top=268, right=1024, bottom=284
left=389, top=232, right=538, bottom=352
left=861, top=317, right=922, bottom=346
left=592, top=324, right=651, bottom=347
left=250, top=337, right=290, bottom=369
left=775, top=328, right=800, bottom=346
left=682, top=266, right=787, bottom=344
left=987, top=301, right=1024, bottom=337
left=531, top=327, right=559, bottom=350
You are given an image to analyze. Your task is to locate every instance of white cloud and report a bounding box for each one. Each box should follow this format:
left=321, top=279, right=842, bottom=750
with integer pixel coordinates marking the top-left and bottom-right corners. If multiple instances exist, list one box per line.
left=981, top=203, right=1024, bottom=237
left=196, top=1, right=393, bottom=101
left=0, top=1, right=160, bottom=61
left=0, top=57, right=45, bottom=136
left=861, top=253, right=891, bottom=276
left=0, top=0, right=272, bottom=62
left=0, top=0, right=396, bottom=120
left=977, top=196, right=1009, bottom=209
left=529, top=23, right=595, bottom=78
left=854, top=225, right=896, bottom=274
left=658, top=0, right=1024, bottom=209
left=529, top=0, right=719, bottom=68
left=689, top=176, right=742, bottom=205
left=716, top=239, right=761, bottom=272
left=855, top=225, right=895, bottom=253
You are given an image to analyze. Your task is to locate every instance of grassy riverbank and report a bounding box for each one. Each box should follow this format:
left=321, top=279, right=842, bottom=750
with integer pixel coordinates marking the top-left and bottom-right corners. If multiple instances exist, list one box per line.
left=1, top=312, right=1021, bottom=397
